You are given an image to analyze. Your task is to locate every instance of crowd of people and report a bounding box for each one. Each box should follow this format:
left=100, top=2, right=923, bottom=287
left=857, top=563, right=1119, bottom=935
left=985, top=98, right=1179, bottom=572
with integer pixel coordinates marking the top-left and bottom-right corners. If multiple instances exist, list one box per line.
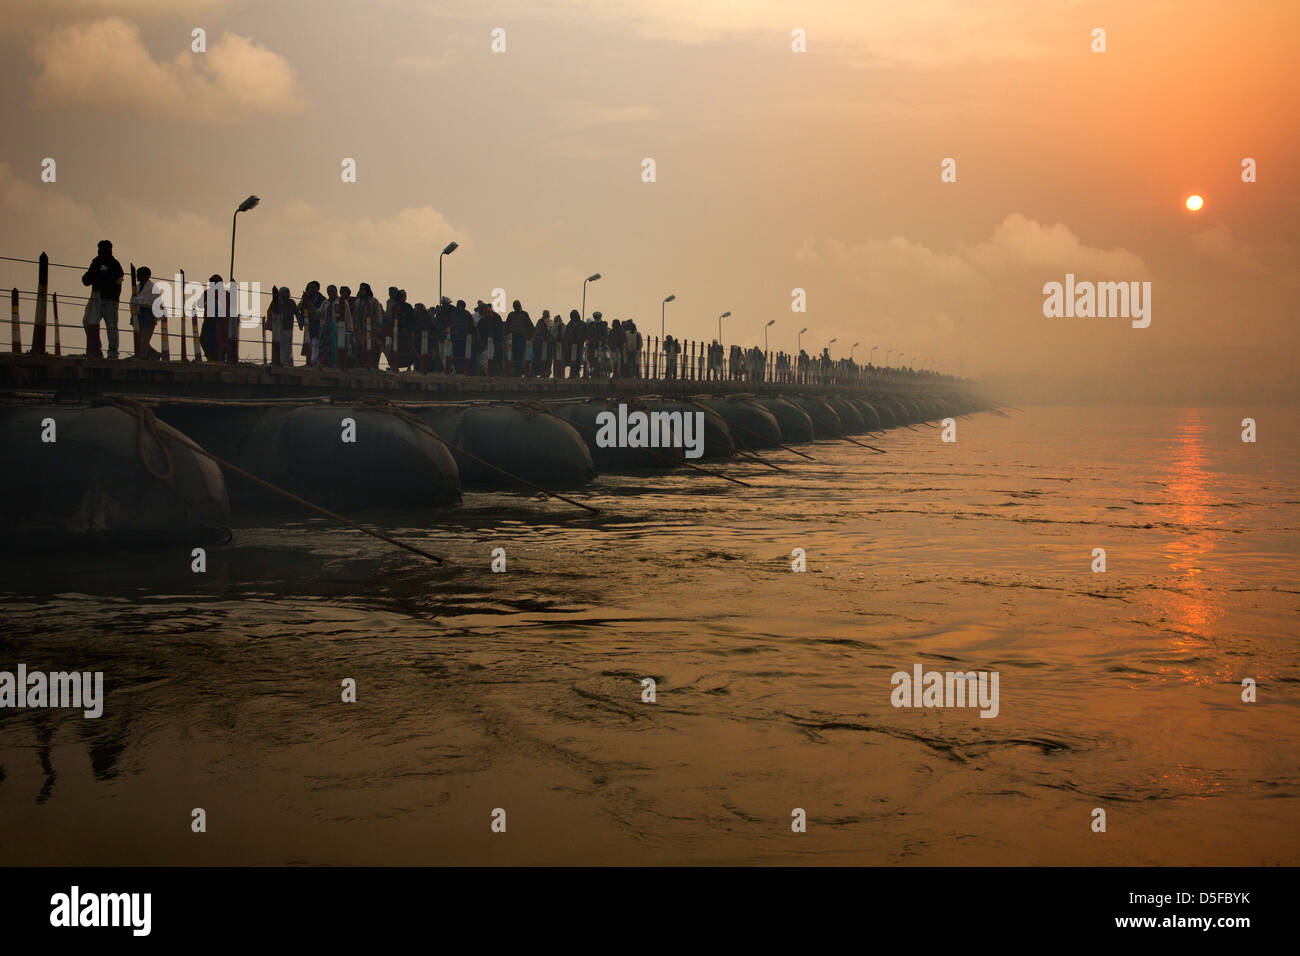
left=79, top=240, right=943, bottom=384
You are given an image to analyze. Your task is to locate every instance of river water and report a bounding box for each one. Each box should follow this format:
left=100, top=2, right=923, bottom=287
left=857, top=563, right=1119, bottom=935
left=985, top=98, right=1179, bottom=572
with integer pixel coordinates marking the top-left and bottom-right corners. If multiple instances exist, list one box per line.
left=1, top=405, right=1296, bottom=865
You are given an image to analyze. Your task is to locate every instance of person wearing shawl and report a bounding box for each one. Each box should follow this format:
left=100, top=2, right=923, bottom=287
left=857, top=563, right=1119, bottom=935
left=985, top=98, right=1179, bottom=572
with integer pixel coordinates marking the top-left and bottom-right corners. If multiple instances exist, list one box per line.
left=412, top=303, right=430, bottom=372
left=318, top=285, right=341, bottom=367
left=352, top=283, right=381, bottom=368
left=298, top=281, right=324, bottom=365
left=531, top=310, right=551, bottom=378
left=339, top=285, right=356, bottom=368
left=202, top=274, right=233, bottom=362
left=129, top=266, right=161, bottom=359
left=264, top=286, right=300, bottom=366
left=449, top=299, right=471, bottom=373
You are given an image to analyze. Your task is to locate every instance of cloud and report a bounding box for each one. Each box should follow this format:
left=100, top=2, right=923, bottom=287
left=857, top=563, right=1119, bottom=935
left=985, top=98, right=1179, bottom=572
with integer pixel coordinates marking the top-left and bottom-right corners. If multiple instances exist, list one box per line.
left=791, top=214, right=1155, bottom=375
left=32, top=17, right=304, bottom=121
left=502, top=0, right=1076, bottom=67
left=0, top=163, right=464, bottom=305
left=1189, top=222, right=1265, bottom=273
left=963, top=213, right=1148, bottom=276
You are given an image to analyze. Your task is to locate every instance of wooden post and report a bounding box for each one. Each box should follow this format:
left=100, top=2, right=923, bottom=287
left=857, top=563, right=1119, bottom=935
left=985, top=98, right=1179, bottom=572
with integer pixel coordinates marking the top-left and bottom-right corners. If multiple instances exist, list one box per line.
left=159, top=289, right=170, bottom=361
left=10, top=288, right=18, bottom=353
left=30, top=253, right=48, bottom=354
left=178, top=270, right=187, bottom=362
left=129, top=262, right=139, bottom=358
left=52, top=294, right=61, bottom=357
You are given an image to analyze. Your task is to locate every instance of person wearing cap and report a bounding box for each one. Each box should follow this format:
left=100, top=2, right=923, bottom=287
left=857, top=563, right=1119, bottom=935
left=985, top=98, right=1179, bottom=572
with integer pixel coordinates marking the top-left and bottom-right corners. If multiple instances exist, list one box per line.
left=81, top=240, right=125, bottom=359
left=129, top=266, right=161, bottom=359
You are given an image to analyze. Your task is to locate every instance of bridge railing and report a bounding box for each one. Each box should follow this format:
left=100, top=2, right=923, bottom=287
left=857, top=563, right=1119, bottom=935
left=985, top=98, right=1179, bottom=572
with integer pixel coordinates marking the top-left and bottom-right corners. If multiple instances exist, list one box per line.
left=4, top=254, right=964, bottom=389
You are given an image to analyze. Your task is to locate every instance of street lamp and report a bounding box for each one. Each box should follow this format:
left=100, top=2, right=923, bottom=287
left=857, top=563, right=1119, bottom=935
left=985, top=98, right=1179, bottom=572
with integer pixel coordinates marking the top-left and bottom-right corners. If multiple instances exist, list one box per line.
left=886, top=348, right=893, bottom=366
left=439, top=241, right=458, bottom=301
left=582, top=273, right=601, bottom=320
left=850, top=341, right=860, bottom=360
left=898, top=352, right=906, bottom=367
left=827, top=337, right=837, bottom=351
left=661, top=293, right=675, bottom=340
left=797, top=326, right=808, bottom=352
left=718, top=310, right=731, bottom=341
left=229, top=194, right=259, bottom=279
left=764, top=318, right=775, bottom=353
left=870, top=345, right=878, bottom=364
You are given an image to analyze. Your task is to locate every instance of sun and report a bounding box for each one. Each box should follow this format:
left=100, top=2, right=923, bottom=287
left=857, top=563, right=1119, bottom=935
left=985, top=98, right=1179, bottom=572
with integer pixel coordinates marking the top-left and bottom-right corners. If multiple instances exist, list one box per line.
left=1185, top=194, right=1204, bottom=212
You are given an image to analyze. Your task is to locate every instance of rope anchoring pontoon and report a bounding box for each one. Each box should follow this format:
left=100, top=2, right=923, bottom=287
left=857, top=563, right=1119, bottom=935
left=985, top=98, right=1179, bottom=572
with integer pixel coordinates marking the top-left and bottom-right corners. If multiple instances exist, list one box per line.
left=97, top=395, right=446, bottom=565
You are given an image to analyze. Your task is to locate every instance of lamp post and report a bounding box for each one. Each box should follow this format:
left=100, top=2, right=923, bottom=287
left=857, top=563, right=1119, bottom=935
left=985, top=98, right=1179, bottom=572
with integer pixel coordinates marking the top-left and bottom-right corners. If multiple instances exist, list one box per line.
left=870, top=345, right=878, bottom=365
left=229, top=195, right=259, bottom=280
left=718, top=310, right=731, bottom=342
left=898, top=352, right=906, bottom=368
left=582, top=273, right=601, bottom=320
left=661, top=294, right=675, bottom=340
left=439, top=241, right=458, bottom=301
left=764, top=318, right=775, bottom=353
left=827, top=337, right=837, bottom=351
left=886, top=348, right=893, bottom=366
left=850, top=341, right=859, bottom=361
left=797, top=326, right=807, bottom=352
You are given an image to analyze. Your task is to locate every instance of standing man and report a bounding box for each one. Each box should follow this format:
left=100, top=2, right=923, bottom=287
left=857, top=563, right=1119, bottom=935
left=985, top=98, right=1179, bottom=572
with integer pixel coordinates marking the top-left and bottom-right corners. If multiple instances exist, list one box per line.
left=81, top=240, right=124, bottom=359
left=565, top=310, right=583, bottom=378
left=506, top=299, right=532, bottom=376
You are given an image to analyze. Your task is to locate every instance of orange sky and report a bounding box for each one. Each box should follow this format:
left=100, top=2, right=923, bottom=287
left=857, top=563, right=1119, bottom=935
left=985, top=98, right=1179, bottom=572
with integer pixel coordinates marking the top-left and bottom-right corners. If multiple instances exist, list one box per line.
left=1, top=0, right=1296, bottom=401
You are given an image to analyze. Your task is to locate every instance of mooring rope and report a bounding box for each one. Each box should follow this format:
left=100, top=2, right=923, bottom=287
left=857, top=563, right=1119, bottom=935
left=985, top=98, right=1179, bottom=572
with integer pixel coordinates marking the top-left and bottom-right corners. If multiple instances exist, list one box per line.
left=98, top=395, right=446, bottom=565
left=94, top=396, right=175, bottom=481
left=357, top=398, right=601, bottom=516
left=536, top=399, right=755, bottom=489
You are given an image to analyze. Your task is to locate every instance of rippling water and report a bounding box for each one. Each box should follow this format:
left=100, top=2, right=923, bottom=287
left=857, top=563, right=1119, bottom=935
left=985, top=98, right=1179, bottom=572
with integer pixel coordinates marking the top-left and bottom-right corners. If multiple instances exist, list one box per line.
left=1, top=405, right=1296, bottom=865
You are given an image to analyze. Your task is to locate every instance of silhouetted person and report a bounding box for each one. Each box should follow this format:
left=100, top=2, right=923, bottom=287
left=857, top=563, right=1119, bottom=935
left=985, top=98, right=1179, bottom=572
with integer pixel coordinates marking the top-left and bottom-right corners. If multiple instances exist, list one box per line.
left=506, top=299, right=532, bottom=376
left=81, top=240, right=124, bottom=359
left=265, top=286, right=299, bottom=366
left=129, top=266, right=161, bottom=359
left=201, top=274, right=232, bottom=362
left=299, top=281, right=324, bottom=365
left=353, top=283, right=381, bottom=367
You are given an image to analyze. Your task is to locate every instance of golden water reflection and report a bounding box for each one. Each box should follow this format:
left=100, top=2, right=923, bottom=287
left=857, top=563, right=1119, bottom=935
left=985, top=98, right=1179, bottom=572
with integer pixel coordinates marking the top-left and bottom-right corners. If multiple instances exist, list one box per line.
left=1158, top=409, right=1226, bottom=682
